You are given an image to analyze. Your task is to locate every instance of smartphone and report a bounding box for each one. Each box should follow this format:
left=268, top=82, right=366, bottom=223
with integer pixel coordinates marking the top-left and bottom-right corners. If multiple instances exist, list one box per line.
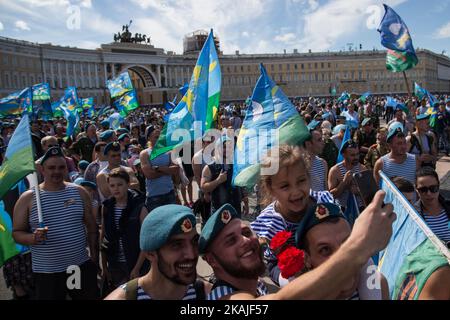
left=353, top=170, right=379, bottom=207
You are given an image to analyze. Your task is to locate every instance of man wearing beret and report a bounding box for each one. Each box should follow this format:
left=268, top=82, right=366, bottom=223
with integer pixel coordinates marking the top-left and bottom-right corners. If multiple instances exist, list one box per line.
left=374, top=122, right=420, bottom=186
left=96, top=142, right=139, bottom=202
left=105, top=205, right=211, bottom=300
left=69, top=123, right=98, bottom=163
left=406, top=113, right=438, bottom=169
left=353, top=118, right=377, bottom=163
left=13, top=147, right=99, bottom=300
left=99, top=130, right=117, bottom=144
left=200, top=193, right=396, bottom=299
left=364, top=128, right=390, bottom=170
left=295, top=203, right=389, bottom=300
left=328, top=140, right=366, bottom=212
left=118, top=133, right=131, bottom=161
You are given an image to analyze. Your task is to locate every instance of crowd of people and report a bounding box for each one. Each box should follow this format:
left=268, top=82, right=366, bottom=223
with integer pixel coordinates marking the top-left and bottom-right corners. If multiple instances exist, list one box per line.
left=0, top=93, right=449, bottom=300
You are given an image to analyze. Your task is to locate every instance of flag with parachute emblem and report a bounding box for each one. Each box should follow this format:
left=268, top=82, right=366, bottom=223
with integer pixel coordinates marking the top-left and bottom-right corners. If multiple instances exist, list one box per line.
left=0, top=88, right=32, bottom=117
left=232, top=63, right=310, bottom=188
left=106, top=71, right=133, bottom=99
left=150, top=29, right=221, bottom=160
left=113, top=90, right=139, bottom=117
left=54, top=87, right=80, bottom=137
left=377, top=4, right=418, bottom=72
left=32, top=83, right=51, bottom=101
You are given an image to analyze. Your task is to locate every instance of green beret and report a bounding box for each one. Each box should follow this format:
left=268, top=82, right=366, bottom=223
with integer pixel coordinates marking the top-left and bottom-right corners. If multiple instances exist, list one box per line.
left=387, top=122, right=404, bottom=142
left=116, top=128, right=129, bottom=136
left=40, top=147, right=64, bottom=165
left=118, top=133, right=129, bottom=141
left=295, top=203, right=346, bottom=249
left=140, top=205, right=197, bottom=252
left=199, top=204, right=239, bottom=254
left=103, top=142, right=121, bottom=155
left=99, top=130, right=114, bottom=141
left=361, top=118, right=371, bottom=126
left=416, top=113, right=430, bottom=121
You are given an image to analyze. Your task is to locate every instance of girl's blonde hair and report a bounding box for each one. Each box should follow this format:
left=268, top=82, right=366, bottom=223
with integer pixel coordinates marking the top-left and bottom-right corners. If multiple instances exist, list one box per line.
left=259, top=144, right=311, bottom=208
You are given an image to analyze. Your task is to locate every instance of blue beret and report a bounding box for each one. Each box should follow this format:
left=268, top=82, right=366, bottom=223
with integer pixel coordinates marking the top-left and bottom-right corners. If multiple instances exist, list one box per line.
left=307, top=120, right=321, bottom=131
left=387, top=122, right=404, bottom=142
left=199, top=204, right=239, bottom=254
left=118, top=133, right=129, bottom=141
left=40, top=147, right=64, bottom=165
left=103, top=142, right=121, bottom=155
left=99, top=130, right=114, bottom=141
left=332, top=124, right=346, bottom=135
left=78, top=160, right=90, bottom=170
left=140, top=205, right=197, bottom=251
left=101, top=120, right=110, bottom=128
left=340, top=139, right=358, bottom=154
left=416, top=113, right=430, bottom=121
left=361, top=118, right=371, bottom=126
left=295, top=203, right=346, bottom=249
left=74, top=178, right=97, bottom=190
left=322, top=112, right=331, bottom=120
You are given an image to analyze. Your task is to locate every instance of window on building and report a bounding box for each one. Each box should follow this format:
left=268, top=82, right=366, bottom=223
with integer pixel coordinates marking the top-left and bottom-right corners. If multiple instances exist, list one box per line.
left=301, top=63, right=304, bottom=69
left=321, top=62, right=324, bottom=69
left=22, top=75, right=27, bottom=87
left=287, top=64, right=290, bottom=71
left=241, top=66, right=244, bottom=72
left=5, top=74, right=10, bottom=87
left=308, top=63, right=311, bottom=69
left=328, top=63, right=331, bottom=68
left=294, top=64, right=298, bottom=70
left=247, top=65, right=251, bottom=72
left=314, top=63, right=318, bottom=69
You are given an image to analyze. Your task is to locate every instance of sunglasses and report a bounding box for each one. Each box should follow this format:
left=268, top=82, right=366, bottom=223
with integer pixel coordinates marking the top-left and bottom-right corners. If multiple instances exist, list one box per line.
left=417, top=185, right=439, bottom=194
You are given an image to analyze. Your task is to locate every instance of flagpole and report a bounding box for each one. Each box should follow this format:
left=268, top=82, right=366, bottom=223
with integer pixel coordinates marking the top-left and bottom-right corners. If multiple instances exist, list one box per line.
left=29, top=172, right=44, bottom=228
left=402, top=71, right=412, bottom=97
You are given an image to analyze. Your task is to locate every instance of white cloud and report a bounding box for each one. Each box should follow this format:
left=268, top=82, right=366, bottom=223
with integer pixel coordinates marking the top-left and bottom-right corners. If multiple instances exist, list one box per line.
left=15, top=20, right=31, bottom=31
left=294, top=0, right=409, bottom=52
left=80, top=0, right=92, bottom=8
left=242, top=31, right=250, bottom=38
left=274, top=33, right=297, bottom=43
left=434, top=21, right=450, bottom=39
left=17, top=0, right=70, bottom=7
left=0, top=22, right=4, bottom=31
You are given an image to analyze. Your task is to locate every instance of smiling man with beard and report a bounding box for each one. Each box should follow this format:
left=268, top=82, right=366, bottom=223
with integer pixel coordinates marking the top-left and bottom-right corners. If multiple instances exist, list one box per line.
left=200, top=190, right=396, bottom=300
left=105, top=204, right=211, bottom=300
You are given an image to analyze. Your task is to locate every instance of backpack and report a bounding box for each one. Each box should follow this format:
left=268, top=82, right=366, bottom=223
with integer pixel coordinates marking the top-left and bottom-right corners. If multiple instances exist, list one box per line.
left=124, top=278, right=206, bottom=300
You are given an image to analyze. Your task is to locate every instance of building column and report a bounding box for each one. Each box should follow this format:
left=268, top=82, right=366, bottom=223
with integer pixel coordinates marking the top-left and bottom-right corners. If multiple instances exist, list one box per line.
left=49, top=60, right=55, bottom=88
left=157, top=65, right=162, bottom=87
left=65, top=61, right=70, bottom=87
left=80, top=63, right=85, bottom=88
left=175, top=67, right=179, bottom=87
left=87, top=63, right=92, bottom=88
left=73, top=62, right=78, bottom=87
left=112, top=63, right=116, bottom=78
left=57, top=61, right=62, bottom=89
left=42, top=59, right=47, bottom=85
left=104, top=63, right=108, bottom=83
left=168, top=66, right=172, bottom=87
left=95, top=63, right=99, bottom=88
left=163, top=65, right=168, bottom=87
left=180, top=66, right=185, bottom=86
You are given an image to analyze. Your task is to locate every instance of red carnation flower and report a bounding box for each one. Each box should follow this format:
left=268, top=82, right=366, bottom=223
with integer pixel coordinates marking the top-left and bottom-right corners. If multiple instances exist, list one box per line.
left=277, top=246, right=305, bottom=279
left=270, top=231, right=292, bottom=252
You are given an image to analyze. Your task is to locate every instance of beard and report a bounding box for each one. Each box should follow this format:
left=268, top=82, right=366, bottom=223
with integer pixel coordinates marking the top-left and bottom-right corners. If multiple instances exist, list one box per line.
left=156, top=251, right=197, bottom=286
left=212, top=246, right=266, bottom=279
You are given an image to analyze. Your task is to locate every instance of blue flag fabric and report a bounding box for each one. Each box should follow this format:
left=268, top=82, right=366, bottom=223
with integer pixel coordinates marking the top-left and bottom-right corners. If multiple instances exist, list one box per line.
left=337, top=91, right=350, bottom=103
left=337, top=125, right=351, bottom=163
left=414, top=82, right=427, bottom=100
left=55, top=87, right=80, bottom=137
left=386, top=96, right=397, bottom=109
left=378, top=171, right=450, bottom=298
left=106, top=71, right=133, bottom=99
left=179, top=84, right=189, bottom=97
left=377, top=4, right=416, bottom=57
left=0, top=88, right=33, bottom=117
left=32, top=83, right=51, bottom=101
left=232, top=63, right=310, bottom=188
left=109, top=112, right=124, bottom=130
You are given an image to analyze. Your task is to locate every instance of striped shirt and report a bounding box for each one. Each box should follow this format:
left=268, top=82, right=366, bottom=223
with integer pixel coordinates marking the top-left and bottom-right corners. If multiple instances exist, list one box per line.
left=207, top=279, right=267, bottom=300
left=381, top=153, right=416, bottom=184
left=336, top=162, right=364, bottom=208
left=251, top=191, right=335, bottom=244
left=29, top=184, right=89, bottom=273
left=114, top=205, right=127, bottom=263
left=422, top=210, right=450, bottom=243
left=310, top=155, right=327, bottom=192
left=121, top=283, right=198, bottom=300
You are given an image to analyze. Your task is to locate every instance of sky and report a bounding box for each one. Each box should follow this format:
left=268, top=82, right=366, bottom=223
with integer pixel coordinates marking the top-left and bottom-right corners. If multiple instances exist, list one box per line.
left=0, top=0, right=449, bottom=57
